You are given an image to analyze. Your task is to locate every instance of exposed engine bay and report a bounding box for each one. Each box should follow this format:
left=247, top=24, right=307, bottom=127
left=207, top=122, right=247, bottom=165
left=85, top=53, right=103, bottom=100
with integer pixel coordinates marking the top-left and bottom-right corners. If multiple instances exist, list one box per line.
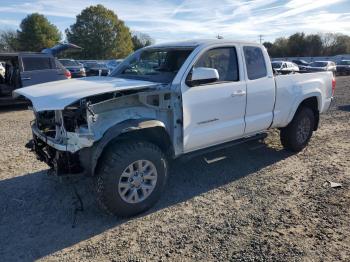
left=28, top=86, right=181, bottom=176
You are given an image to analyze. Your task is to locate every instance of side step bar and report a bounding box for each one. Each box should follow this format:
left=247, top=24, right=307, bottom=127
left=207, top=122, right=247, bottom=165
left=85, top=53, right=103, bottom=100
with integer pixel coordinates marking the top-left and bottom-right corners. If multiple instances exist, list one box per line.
left=178, top=133, right=267, bottom=162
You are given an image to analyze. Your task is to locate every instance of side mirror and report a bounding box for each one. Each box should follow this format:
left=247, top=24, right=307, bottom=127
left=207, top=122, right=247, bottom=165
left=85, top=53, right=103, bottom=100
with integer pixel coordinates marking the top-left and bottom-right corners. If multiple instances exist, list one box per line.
left=188, top=67, right=219, bottom=86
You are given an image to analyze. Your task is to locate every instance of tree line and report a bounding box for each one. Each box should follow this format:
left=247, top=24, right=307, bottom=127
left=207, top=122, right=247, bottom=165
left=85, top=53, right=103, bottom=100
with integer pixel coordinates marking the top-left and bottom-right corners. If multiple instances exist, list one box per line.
left=1, top=5, right=350, bottom=60
left=263, top=32, right=350, bottom=58
left=0, top=4, right=154, bottom=59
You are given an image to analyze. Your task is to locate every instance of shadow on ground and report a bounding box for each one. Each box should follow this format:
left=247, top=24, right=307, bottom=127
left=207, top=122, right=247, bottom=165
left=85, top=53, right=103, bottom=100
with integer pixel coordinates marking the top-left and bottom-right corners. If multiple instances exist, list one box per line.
left=0, top=140, right=291, bottom=261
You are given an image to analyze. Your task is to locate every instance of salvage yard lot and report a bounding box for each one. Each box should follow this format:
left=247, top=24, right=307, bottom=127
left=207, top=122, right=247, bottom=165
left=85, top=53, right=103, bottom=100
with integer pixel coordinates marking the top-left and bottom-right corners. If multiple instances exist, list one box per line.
left=0, top=77, right=349, bottom=261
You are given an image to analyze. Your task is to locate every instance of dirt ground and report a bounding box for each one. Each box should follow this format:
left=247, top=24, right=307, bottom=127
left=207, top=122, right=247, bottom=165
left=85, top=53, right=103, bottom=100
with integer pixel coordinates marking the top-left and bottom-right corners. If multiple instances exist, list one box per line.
left=0, top=77, right=349, bottom=262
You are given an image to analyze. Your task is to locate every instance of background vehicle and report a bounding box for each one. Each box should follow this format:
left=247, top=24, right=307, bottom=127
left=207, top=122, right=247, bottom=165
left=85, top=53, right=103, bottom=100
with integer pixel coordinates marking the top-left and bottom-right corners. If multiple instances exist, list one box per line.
left=16, top=40, right=334, bottom=217
left=292, top=59, right=309, bottom=72
left=272, top=61, right=299, bottom=74
left=55, top=59, right=72, bottom=79
left=83, top=62, right=110, bottom=76
left=307, top=61, right=336, bottom=73
left=0, top=53, right=68, bottom=104
left=336, top=60, right=350, bottom=75
left=59, top=59, right=86, bottom=78
left=0, top=61, right=5, bottom=78
left=106, top=59, right=123, bottom=71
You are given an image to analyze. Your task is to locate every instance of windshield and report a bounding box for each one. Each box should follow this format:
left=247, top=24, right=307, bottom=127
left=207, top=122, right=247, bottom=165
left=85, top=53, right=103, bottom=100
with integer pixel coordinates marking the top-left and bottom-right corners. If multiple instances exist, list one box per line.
left=60, top=59, right=79, bottom=66
left=272, top=62, right=282, bottom=69
left=310, top=61, right=328, bottom=67
left=338, top=60, right=350, bottom=65
left=111, top=48, right=194, bottom=83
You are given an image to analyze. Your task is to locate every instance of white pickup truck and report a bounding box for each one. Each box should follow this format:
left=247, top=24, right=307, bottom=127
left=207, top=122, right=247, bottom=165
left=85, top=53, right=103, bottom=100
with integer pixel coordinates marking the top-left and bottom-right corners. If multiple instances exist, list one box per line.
left=15, top=39, right=335, bottom=217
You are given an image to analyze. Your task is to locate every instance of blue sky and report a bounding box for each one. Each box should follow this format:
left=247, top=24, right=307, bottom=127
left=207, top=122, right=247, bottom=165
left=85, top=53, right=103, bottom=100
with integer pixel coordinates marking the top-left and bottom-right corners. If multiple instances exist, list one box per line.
left=0, top=0, right=349, bottom=43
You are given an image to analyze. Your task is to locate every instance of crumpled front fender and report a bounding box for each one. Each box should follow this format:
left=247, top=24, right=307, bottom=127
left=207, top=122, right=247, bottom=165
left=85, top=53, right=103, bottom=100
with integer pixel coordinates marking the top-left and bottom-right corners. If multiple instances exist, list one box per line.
left=79, top=118, right=167, bottom=176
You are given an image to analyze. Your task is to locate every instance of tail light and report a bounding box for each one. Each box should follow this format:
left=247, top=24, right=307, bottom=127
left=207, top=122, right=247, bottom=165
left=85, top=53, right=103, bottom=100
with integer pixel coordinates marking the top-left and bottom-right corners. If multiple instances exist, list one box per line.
left=332, top=76, right=336, bottom=96
left=65, top=69, right=71, bottom=79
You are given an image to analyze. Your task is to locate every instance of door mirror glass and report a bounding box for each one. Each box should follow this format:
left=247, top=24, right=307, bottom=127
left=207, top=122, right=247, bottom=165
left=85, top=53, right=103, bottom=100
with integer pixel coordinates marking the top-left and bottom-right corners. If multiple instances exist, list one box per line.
left=188, top=67, right=219, bottom=86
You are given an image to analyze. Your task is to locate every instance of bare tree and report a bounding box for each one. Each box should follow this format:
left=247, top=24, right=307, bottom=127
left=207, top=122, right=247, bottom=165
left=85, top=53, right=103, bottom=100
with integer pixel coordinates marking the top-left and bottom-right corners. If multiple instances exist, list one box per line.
left=0, top=30, right=19, bottom=52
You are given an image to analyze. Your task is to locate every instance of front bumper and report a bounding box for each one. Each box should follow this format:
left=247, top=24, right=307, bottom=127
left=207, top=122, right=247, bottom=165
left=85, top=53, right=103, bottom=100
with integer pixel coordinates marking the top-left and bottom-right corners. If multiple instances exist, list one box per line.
left=32, top=124, right=69, bottom=151
left=31, top=124, right=94, bottom=153
left=30, top=124, right=95, bottom=175
left=30, top=133, right=84, bottom=175
left=71, top=71, right=86, bottom=78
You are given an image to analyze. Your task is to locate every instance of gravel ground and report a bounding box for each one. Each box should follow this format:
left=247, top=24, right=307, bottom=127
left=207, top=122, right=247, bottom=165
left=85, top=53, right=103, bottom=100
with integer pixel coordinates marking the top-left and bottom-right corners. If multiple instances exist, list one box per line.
left=0, top=77, right=349, bottom=261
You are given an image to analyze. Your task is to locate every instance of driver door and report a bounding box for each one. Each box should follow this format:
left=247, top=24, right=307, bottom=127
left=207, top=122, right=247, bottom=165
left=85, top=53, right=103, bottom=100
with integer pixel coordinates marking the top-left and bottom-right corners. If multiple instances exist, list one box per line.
left=181, top=46, right=247, bottom=153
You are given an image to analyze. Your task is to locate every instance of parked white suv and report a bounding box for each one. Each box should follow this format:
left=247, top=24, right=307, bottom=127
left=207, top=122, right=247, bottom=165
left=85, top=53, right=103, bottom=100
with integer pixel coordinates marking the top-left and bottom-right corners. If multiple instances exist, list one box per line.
left=16, top=39, right=335, bottom=217
left=272, top=61, right=299, bottom=74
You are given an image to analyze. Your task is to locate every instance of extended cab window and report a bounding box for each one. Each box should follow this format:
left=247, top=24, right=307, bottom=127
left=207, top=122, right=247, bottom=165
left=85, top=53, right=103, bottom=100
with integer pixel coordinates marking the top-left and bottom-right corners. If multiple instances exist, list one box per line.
left=195, top=47, right=239, bottom=82
left=243, top=46, right=267, bottom=80
left=22, top=57, right=52, bottom=71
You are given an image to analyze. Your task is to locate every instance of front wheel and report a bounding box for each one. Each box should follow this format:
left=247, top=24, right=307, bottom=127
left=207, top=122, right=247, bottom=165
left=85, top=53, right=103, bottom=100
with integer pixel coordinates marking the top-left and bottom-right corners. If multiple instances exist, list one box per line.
left=94, top=141, right=168, bottom=217
left=280, top=107, right=315, bottom=152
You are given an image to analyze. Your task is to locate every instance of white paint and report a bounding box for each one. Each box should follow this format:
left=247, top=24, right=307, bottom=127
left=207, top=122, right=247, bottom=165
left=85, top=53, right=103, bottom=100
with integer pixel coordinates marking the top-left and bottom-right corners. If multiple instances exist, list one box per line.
left=271, top=71, right=333, bottom=128
left=191, top=67, right=219, bottom=81
left=243, top=44, right=276, bottom=134
left=179, top=41, right=333, bottom=153
left=14, top=76, right=158, bottom=112
left=19, top=40, right=333, bottom=156
left=181, top=43, right=247, bottom=153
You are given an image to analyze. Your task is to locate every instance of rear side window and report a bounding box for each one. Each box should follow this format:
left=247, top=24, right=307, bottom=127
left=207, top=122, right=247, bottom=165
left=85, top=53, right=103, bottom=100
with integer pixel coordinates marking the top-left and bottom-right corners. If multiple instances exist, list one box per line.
left=195, top=47, right=239, bottom=82
left=243, top=46, right=267, bottom=80
left=22, top=57, right=52, bottom=71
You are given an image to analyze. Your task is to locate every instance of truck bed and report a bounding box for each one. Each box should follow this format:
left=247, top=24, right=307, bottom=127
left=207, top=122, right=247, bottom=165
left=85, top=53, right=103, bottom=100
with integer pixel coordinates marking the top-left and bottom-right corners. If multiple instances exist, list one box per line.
left=272, top=72, right=333, bottom=128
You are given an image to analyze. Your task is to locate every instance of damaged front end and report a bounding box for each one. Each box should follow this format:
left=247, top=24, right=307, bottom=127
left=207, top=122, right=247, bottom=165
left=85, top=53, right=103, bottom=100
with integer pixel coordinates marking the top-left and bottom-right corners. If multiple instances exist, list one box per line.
left=26, top=85, right=181, bottom=176
left=28, top=101, right=95, bottom=175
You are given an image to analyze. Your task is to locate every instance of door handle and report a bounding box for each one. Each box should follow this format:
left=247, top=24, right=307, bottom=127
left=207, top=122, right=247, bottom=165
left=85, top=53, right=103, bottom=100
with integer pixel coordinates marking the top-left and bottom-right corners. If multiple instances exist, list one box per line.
left=21, top=77, right=31, bottom=81
left=231, top=90, right=246, bottom=97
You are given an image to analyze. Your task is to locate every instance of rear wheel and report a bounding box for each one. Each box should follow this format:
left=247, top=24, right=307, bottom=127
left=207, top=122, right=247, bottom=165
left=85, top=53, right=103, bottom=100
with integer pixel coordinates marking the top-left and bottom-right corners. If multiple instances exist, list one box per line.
left=94, top=141, right=168, bottom=217
left=280, top=107, right=315, bottom=152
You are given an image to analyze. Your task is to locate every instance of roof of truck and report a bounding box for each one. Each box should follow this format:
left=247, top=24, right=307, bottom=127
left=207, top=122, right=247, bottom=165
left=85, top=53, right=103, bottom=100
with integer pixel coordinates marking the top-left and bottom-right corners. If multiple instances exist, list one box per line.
left=150, top=39, right=263, bottom=48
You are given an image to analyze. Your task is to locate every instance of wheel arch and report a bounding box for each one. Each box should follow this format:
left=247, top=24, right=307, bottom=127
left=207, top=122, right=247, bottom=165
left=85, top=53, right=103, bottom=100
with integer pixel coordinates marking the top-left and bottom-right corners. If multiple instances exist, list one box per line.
left=79, top=119, right=174, bottom=176
left=287, top=95, right=320, bottom=131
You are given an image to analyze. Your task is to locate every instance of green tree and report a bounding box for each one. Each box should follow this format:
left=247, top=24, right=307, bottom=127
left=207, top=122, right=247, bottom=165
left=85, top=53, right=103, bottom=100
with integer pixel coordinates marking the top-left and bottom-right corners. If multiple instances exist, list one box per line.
left=66, top=4, right=134, bottom=59
left=0, top=30, right=19, bottom=52
left=268, top=37, right=289, bottom=57
left=266, top=32, right=350, bottom=58
left=287, top=33, right=307, bottom=56
left=325, top=34, right=350, bottom=55
left=304, top=34, right=322, bottom=56
left=17, top=13, right=61, bottom=51
left=263, top=41, right=273, bottom=50
left=132, top=32, right=154, bottom=50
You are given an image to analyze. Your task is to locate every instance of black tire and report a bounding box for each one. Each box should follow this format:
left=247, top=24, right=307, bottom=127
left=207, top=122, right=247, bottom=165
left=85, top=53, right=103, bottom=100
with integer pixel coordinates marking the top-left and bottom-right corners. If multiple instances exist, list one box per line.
left=280, top=107, right=315, bottom=152
left=94, top=140, right=168, bottom=217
